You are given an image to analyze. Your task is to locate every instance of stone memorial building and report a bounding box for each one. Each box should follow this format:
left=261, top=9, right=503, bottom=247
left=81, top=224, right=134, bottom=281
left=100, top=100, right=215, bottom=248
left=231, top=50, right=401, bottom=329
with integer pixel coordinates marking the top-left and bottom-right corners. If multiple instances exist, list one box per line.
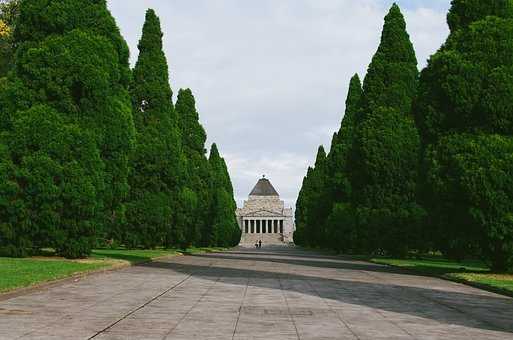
left=236, top=176, right=295, bottom=246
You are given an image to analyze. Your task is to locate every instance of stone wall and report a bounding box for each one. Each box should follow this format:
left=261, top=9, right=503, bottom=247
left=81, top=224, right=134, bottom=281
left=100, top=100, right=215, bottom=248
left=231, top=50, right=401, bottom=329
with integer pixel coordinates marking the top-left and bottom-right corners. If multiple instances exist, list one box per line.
left=236, top=195, right=295, bottom=245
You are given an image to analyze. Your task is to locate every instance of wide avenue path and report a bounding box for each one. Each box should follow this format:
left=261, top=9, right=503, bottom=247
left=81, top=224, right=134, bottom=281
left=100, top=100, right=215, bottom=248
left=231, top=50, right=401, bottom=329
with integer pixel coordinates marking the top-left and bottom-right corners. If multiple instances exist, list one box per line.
left=1, top=247, right=512, bottom=339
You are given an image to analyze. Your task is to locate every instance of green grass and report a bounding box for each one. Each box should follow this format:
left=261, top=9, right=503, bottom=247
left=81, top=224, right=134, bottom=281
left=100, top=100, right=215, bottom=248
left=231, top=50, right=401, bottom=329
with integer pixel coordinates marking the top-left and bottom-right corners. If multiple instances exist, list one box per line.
left=180, top=247, right=227, bottom=255
left=0, top=257, right=109, bottom=293
left=370, top=256, right=513, bottom=295
left=0, top=247, right=228, bottom=294
left=371, top=257, right=488, bottom=275
left=449, top=273, right=513, bottom=292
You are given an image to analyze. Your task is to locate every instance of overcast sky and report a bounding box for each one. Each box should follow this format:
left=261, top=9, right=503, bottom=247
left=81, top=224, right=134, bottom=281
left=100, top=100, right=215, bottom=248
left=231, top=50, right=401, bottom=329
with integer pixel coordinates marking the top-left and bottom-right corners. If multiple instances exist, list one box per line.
left=108, top=0, right=451, bottom=208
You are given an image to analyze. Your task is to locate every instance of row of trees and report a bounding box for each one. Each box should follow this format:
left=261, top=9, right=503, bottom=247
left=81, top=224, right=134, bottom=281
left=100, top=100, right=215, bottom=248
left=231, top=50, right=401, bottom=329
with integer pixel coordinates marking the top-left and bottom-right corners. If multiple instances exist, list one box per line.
left=0, top=0, right=240, bottom=258
left=295, top=0, right=513, bottom=272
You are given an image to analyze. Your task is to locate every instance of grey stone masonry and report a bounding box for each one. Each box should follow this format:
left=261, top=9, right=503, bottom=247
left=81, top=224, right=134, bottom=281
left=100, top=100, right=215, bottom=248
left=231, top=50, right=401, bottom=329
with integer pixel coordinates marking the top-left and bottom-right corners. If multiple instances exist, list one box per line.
left=236, top=177, right=295, bottom=246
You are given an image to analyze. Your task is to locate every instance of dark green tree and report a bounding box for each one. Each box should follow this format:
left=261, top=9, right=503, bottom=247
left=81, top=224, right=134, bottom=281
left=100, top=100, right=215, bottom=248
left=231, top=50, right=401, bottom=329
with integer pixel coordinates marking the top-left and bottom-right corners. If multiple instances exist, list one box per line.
left=325, top=75, right=362, bottom=205
left=322, top=75, right=363, bottom=252
left=351, top=4, right=422, bottom=256
left=294, top=168, right=313, bottom=247
left=299, top=146, right=327, bottom=248
left=175, top=88, right=211, bottom=247
left=359, top=4, right=418, bottom=119
left=0, top=0, right=18, bottom=77
left=208, top=143, right=240, bottom=247
left=415, top=0, right=513, bottom=270
left=0, top=0, right=135, bottom=257
left=126, top=9, right=184, bottom=248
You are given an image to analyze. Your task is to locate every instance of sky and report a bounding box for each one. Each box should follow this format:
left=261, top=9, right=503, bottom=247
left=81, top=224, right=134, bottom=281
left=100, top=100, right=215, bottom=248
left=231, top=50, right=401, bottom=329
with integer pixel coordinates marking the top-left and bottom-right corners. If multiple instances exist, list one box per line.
left=107, top=0, right=451, bottom=208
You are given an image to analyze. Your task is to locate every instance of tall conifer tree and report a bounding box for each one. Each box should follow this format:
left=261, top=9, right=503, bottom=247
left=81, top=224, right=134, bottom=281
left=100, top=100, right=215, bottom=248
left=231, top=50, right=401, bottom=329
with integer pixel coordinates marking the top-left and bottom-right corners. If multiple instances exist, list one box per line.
left=126, top=9, right=183, bottom=248
left=324, top=75, right=362, bottom=213
left=175, top=88, right=210, bottom=246
left=322, top=75, right=363, bottom=252
left=294, top=168, right=313, bottom=247
left=351, top=4, right=422, bottom=256
left=0, top=0, right=135, bottom=257
left=208, top=143, right=240, bottom=247
left=301, top=146, right=327, bottom=247
left=415, top=0, right=513, bottom=270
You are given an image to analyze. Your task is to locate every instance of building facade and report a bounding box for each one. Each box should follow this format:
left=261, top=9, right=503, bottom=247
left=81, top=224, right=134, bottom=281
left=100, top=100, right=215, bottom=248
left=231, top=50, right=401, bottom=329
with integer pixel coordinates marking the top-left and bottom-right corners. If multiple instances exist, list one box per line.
left=236, top=177, right=295, bottom=246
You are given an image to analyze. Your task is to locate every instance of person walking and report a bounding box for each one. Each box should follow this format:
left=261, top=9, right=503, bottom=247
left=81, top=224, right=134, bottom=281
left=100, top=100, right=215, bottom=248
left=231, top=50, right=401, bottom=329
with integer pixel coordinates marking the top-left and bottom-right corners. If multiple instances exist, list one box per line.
left=259, top=240, right=262, bottom=249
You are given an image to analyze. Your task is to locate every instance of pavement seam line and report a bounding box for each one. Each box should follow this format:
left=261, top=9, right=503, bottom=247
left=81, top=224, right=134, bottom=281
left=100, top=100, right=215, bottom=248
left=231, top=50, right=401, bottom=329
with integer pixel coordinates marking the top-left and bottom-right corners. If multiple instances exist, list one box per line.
left=161, top=265, right=221, bottom=339
left=87, top=272, right=193, bottom=339
left=231, top=275, right=250, bottom=340
left=277, top=274, right=301, bottom=340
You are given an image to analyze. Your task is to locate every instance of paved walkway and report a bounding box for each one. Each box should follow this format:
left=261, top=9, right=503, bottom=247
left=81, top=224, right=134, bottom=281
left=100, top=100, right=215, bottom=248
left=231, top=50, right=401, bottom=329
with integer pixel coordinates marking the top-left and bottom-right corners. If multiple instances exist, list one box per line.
left=1, top=247, right=513, bottom=340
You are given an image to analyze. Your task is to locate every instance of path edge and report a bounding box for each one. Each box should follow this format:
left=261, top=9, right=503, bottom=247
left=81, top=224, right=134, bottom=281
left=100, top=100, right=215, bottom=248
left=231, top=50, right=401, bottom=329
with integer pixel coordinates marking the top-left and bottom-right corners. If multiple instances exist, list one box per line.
left=368, top=259, right=513, bottom=299
left=0, top=253, right=183, bottom=302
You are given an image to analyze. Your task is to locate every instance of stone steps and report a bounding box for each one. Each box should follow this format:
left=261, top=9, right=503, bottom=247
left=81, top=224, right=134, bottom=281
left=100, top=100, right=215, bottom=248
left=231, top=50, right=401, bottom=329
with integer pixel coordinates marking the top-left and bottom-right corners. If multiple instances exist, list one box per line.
left=240, top=233, right=284, bottom=246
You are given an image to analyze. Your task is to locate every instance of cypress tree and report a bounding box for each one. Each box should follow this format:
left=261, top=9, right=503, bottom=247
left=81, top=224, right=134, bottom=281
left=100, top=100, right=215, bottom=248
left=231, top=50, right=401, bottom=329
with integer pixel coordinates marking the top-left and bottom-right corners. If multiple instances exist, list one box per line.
left=302, top=146, right=327, bottom=248
left=0, top=0, right=135, bottom=257
left=208, top=143, right=240, bottom=247
left=415, top=0, right=513, bottom=270
left=325, top=75, right=362, bottom=211
left=175, top=88, right=210, bottom=247
left=294, top=168, right=313, bottom=247
left=359, top=4, right=418, bottom=119
left=351, top=4, right=422, bottom=256
left=126, top=9, right=183, bottom=248
left=323, top=74, right=363, bottom=252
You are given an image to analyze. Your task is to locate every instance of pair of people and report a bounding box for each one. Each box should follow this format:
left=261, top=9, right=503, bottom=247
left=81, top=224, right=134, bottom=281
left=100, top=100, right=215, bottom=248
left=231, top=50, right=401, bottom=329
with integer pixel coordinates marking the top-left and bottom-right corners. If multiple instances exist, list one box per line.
left=254, top=240, right=262, bottom=249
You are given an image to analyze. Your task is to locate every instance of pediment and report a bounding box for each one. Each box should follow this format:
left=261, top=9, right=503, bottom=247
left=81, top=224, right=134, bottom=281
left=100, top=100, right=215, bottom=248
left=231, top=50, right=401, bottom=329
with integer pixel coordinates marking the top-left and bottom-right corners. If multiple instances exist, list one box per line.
left=244, top=209, right=283, bottom=217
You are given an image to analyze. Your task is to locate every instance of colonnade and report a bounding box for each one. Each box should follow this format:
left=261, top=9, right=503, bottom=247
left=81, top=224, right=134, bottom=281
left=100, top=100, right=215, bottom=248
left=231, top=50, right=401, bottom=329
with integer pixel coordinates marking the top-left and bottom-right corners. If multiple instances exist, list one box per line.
left=242, top=218, right=284, bottom=234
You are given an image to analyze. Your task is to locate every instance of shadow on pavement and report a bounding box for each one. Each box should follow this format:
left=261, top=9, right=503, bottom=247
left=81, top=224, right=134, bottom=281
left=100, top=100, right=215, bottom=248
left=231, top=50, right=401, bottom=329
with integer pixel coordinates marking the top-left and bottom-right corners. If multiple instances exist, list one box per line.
left=142, top=247, right=513, bottom=334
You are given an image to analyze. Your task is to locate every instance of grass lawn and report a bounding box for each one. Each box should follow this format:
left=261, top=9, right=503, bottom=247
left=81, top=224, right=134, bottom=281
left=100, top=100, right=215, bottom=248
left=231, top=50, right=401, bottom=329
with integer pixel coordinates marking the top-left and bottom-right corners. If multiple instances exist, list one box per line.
left=180, top=247, right=227, bottom=255
left=0, top=257, right=109, bottom=293
left=371, top=257, right=513, bottom=296
left=0, top=247, right=228, bottom=294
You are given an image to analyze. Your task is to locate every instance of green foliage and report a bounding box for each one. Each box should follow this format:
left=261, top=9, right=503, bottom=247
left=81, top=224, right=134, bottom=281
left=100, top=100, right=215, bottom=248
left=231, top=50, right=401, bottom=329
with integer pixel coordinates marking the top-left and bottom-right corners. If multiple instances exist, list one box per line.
left=126, top=9, right=183, bottom=249
left=325, top=74, right=362, bottom=209
left=175, top=88, right=211, bottom=246
left=294, top=169, right=311, bottom=246
left=0, top=0, right=134, bottom=258
left=296, top=75, right=364, bottom=250
left=360, top=3, right=418, bottom=118
left=325, top=203, right=360, bottom=253
left=426, top=134, right=513, bottom=271
left=0, top=105, right=103, bottom=258
left=415, top=0, right=513, bottom=271
left=447, top=0, right=513, bottom=32
left=351, top=4, right=421, bottom=256
left=296, top=4, right=422, bottom=257
left=294, top=146, right=328, bottom=248
left=208, top=143, right=240, bottom=247
left=416, top=16, right=513, bottom=142
left=0, top=0, right=18, bottom=77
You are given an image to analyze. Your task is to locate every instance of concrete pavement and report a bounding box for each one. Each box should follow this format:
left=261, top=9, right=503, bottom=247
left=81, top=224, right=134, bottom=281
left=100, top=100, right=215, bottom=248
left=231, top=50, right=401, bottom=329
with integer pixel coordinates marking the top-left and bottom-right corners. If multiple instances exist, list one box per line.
left=1, top=246, right=512, bottom=339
